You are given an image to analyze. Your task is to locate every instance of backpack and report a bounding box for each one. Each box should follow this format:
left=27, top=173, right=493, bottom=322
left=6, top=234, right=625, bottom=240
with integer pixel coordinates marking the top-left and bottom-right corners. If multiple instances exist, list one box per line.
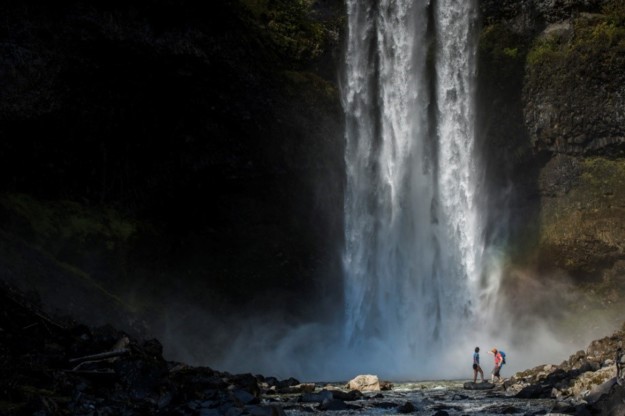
left=499, top=350, right=507, bottom=365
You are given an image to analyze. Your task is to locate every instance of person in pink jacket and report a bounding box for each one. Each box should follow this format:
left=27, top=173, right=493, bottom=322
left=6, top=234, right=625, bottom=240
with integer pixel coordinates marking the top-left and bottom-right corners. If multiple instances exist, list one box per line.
left=489, top=348, right=503, bottom=383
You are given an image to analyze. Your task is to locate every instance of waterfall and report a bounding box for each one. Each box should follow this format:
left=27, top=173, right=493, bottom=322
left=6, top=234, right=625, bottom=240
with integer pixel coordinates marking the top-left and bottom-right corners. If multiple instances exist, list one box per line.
left=342, top=0, right=485, bottom=378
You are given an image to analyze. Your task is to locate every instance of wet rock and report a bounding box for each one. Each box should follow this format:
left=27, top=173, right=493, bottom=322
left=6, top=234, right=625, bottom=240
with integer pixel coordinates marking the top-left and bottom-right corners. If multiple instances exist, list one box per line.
left=276, top=377, right=300, bottom=389
left=509, top=324, right=625, bottom=416
left=503, top=377, right=518, bottom=391
left=157, top=391, right=173, bottom=408
left=370, top=401, right=397, bottom=409
left=263, top=377, right=279, bottom=387
left=226, top=408, right=244, bottom=416
left=199, top=409, right=221, bottom=416
left=397, top=401, right=416, bottom=413
left=318, top=398, right=348, bottom=411
left=330, top=389, right=362, bottom=401
left=232, top=389, right=260, bottom=405
left=246, top=405, right=287, bottom=416
left=294, top=383, right=315, bottom=393
left=550, top=399, right=590, bottom=416
left=272, top=383, right=315, bottom=394
left=227, top=373, right=261, bottom=396
left=299, top=390, right=333, bottom=403
left=570, top=350, right=586, bottom=367
left=463, top=381, right=495, bottom=390
left=587, top=381, right=625, bottom=415
left=0, top=283, right=298, bottom=416
left=516, top=383, right=550, bottom=399
left=564, top=367, right=613, bottom=398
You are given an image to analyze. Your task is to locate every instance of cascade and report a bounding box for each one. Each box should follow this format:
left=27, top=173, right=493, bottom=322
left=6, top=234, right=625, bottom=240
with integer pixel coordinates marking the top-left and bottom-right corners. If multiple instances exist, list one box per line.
left=342, top=0, right=486, bottom=378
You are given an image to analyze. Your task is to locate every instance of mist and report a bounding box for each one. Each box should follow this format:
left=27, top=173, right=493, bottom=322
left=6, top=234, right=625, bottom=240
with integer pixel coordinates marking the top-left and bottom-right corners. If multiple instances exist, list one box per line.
left=151, top=260, right=623, bottom=383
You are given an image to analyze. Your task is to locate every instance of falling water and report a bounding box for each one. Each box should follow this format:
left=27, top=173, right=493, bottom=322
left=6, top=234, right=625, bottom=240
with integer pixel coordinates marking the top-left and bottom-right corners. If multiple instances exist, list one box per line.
left=342, top=0, right=485, bottom=378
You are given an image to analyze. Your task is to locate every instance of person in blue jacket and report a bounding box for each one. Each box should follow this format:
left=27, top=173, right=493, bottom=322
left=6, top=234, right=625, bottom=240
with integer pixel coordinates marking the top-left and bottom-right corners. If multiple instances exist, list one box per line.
left=472, top=346, right=485, bottom=383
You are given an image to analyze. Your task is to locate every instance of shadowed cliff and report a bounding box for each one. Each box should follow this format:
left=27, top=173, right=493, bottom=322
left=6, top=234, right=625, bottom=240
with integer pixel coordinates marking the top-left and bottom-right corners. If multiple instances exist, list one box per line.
left=0, top=0, right=346, bottom=352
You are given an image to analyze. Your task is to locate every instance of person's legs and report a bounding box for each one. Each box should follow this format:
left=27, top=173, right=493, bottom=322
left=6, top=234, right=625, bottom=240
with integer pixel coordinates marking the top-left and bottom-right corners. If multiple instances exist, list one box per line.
left=493, top=367, right=501, bottom=382
left=479, top=366, right=484, bottom=382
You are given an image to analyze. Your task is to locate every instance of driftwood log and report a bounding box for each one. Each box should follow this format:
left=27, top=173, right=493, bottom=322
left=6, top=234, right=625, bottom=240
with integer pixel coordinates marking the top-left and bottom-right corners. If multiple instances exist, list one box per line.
left=69, top=348, right=130, bottom=365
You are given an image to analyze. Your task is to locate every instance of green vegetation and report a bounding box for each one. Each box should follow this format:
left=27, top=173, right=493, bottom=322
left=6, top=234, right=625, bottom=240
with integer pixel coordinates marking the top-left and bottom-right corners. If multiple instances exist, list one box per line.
left=282, top=70, right=338, bottom=103
left=538, top=157, right=625, bottom=275
left=603, top=0, right=625, bottom=26
left=0, top=193, right=140, bottom=309
left=526, top=7, right=625, bottom=87
left=479, top=24, right=528, bottom=73
left=580, top=157, right=625, bottom=187
left=239, top=0, right=341, bottom=64
left=526, top=36, right=564, bottom=68
left=1, top=193, right=136, bottom=253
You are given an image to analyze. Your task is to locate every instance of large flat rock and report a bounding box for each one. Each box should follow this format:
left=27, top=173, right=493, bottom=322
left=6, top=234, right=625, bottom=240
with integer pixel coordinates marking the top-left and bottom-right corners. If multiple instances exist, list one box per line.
left=463, top=381, right=495, bottom=390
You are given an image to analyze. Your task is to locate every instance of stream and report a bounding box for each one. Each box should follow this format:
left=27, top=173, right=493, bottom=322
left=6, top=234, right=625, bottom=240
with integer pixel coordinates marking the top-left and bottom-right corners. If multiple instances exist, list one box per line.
left=268, top=381, right=555, bottom=416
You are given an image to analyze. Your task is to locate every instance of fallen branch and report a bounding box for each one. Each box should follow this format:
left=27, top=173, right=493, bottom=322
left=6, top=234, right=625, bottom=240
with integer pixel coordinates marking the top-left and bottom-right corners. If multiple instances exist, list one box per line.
left=66, top=368, right=116, bottom=377
left=69, top=348, right=130, bottom=365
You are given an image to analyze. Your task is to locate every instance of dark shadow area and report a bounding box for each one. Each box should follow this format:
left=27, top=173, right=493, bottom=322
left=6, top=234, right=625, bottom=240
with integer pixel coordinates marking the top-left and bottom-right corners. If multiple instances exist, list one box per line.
left=0, top=0, right=346, bottom=361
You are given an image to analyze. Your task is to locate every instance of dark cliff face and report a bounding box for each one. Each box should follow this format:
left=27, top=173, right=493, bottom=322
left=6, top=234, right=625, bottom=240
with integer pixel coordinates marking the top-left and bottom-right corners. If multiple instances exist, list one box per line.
left=0, top=0, right=346, bottom=336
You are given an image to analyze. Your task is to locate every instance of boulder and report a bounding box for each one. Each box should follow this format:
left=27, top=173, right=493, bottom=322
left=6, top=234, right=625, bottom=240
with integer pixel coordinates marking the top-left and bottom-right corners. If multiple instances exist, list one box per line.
left=587, top=381, right=625, bottom=416
left=318, top=398, right=348, bottom=411
left=463, top=381, right=495, bottom=390
left=299, top=390, right=333, bottom=403
left=273, top=383, right=316, bottom=394
left=585, top=376, right=618, bottom=405
left=564, top=367, right=613, bottom=398
left=330, top=389, right=363, bottom=401
left=346, top=375, right=392, bottom=392
left=397, top=401, right=416, bottom=413
left=346, top=375, right=379, bottom=392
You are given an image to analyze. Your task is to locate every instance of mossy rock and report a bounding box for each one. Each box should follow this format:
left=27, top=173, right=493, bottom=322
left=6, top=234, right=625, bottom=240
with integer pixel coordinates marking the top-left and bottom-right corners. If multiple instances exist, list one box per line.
left=0, top=193, right=137, bottom=257
left=239, top=0, right=342, bottom=66
left=537, top=156, right=625, bottom=275
left=524, top=4, right=625, bottom=154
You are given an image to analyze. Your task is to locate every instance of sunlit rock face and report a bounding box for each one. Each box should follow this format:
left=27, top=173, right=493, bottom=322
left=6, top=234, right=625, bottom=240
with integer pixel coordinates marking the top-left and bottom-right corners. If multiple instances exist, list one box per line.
left=521, top=2, right=625, bottom=291
left=478, top=0, right=625, bottom=342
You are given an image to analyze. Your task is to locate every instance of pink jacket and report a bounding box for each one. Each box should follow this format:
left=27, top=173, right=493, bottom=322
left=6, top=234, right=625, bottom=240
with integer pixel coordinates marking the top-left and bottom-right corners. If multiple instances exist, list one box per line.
left=494, top=352, right=503, bottom=366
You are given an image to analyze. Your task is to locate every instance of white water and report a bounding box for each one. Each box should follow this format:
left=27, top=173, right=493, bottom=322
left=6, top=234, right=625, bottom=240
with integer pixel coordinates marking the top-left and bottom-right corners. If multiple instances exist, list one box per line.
left=342, top=0, right=493, bottom=379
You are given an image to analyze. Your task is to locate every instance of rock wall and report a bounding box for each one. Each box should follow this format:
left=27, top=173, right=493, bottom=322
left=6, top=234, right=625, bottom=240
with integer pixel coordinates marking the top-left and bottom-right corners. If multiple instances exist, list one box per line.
left=507, top=322, right=625, bottom=414
left=478, top=0, right=625, bottom=325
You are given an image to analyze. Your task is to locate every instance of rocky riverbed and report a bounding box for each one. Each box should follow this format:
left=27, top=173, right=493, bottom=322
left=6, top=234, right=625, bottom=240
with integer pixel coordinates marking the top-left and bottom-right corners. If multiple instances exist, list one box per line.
left=503, top=322, right=625, bottom=415
left=273, top=381, right=554, bottom=416
left=1, top=280, right=623, bottom=415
